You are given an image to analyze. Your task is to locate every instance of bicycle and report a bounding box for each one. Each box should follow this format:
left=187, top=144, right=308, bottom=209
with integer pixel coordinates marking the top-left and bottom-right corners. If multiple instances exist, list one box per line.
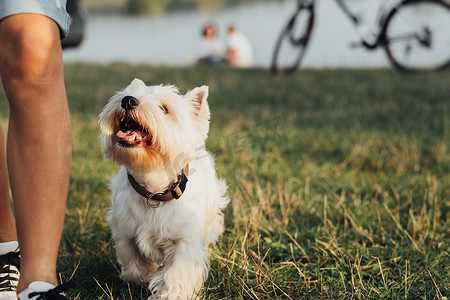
left=270, top=0, right=450, bottom=74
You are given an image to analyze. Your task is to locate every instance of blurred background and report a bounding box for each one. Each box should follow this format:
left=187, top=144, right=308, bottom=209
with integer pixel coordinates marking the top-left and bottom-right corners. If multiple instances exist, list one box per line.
left=62, top=0, right=393, bottom=67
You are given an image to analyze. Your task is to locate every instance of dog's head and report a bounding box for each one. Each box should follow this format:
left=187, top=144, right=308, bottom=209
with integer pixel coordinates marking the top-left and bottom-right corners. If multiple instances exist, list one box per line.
left=98, top=79, right=210, bottom=174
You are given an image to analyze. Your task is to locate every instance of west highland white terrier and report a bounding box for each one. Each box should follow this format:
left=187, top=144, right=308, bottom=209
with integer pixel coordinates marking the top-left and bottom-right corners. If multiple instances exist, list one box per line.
left=98, top=79, right=229, bottom=299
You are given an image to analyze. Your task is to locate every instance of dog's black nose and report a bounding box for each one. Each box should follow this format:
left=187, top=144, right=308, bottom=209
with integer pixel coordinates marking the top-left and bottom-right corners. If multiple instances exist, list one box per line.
left=121, top=96, right=139, bottom=110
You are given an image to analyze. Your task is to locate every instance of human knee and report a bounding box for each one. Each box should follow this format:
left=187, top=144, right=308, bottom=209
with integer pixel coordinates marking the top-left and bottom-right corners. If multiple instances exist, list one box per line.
left=0, top=19, right=62, bottom=85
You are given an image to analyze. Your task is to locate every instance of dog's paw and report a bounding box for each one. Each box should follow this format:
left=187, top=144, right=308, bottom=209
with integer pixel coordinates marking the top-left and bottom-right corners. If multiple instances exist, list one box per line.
left=121, top=262, right=158, bottom=286
left=147, top=252, right=208, bottom=299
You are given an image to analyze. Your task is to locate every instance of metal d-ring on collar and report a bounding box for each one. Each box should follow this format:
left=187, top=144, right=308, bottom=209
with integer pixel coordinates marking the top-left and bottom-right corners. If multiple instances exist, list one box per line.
left=127, top=165, right=189, bottom=208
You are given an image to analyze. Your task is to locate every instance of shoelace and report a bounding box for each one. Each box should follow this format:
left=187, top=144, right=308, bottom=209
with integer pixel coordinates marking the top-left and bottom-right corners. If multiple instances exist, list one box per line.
left=0, top=251, right=20, bottom=291
left=28, top=280, right=75, bottom=300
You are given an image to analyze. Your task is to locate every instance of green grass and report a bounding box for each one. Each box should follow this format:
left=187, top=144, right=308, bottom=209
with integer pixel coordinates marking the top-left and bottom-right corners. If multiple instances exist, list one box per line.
left=1, top=65, right=449, bottom=299
left=82, top=0, right=277, bottom=14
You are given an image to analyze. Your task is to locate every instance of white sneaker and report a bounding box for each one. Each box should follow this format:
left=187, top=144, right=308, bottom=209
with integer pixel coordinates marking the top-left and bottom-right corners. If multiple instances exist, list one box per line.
left=18, top=282, right=54, bottom=300
left=18, top=281, right=73, bottom=300
left=0, top=242, right=20, bottom=300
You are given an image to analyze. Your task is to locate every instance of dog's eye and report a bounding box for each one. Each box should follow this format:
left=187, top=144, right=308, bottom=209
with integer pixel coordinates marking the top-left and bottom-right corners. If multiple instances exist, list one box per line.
left=159, top=105, right=168, bottom=114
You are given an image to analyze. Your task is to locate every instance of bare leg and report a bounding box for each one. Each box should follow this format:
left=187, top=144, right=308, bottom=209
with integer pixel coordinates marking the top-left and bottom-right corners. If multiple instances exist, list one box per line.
left=0, top=128, right=17, bottom=243
left=0, top=14, right=71, bottom=292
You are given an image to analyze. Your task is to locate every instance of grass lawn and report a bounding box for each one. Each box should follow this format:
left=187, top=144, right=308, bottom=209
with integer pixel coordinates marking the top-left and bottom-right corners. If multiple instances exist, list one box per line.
left=1, top=65, right=448, bottom=299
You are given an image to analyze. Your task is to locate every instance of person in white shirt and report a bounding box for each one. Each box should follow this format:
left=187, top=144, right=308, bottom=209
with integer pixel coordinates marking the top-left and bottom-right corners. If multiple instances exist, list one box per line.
left=225, top=26, right=253, bottom=67
left=197, top=23, right=227, bottom=65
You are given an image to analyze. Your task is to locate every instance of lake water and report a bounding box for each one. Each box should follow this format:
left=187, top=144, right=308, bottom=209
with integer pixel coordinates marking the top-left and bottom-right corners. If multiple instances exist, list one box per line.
left=63, top=0, right=391, bottom=67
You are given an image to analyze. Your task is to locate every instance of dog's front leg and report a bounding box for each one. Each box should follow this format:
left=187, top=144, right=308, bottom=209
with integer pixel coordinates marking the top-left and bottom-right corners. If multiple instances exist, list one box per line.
left=115, top=236, right=159, bottom=285
left=148, top=240, right=209, bottom=300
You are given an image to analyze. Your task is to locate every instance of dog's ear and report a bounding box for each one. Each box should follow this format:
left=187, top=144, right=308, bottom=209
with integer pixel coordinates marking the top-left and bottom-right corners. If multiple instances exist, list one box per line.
left=131, top=78, right=146, bottom=88
left=185, top=86, right=210, bottom=119
left=185, top=86, right=210, bottom=140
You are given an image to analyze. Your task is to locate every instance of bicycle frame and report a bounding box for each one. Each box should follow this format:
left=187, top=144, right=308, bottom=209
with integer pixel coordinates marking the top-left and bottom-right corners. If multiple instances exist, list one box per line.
left=334, top=0, right=360, bottom=24
left=332, top=0, right=401, bottom=49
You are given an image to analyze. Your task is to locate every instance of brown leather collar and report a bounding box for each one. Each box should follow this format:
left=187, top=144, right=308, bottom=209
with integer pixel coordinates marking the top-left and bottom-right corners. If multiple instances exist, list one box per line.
left=127, top=164, right=189, bottom=208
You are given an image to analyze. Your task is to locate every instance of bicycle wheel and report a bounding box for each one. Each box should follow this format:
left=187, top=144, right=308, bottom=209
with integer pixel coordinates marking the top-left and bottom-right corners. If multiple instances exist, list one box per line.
left=382, top=0, right=450, bottom=72
left=270, top=1, right=315, bottom=75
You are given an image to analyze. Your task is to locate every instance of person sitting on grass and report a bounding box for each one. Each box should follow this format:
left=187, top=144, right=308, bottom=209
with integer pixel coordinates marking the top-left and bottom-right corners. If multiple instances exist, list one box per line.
left=196, top=22, right=228, bottom=65
left=225, top=25, right=253, bottom=68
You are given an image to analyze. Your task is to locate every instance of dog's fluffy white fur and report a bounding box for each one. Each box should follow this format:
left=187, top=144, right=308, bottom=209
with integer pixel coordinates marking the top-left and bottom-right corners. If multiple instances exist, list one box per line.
left=98, top=79, right=229, bottom=299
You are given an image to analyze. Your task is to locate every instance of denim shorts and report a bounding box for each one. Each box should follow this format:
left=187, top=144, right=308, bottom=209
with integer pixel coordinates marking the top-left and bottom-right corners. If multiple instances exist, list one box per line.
left=0, top=0, right=70, bottom=38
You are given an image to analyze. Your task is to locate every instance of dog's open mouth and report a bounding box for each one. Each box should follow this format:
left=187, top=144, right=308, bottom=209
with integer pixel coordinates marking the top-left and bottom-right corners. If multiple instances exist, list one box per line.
left=116, top=114, right=151, bottom=147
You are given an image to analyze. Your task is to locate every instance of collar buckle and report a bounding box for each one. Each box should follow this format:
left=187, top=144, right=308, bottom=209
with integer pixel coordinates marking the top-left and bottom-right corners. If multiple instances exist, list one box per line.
left=146, top=193, right=163, bottom=208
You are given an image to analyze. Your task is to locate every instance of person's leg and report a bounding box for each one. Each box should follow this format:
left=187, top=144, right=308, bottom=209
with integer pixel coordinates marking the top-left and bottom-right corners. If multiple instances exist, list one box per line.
left=0, top=128, right=17, bottom=244
left=0, top=127, right=20, bottom=299
left=0, top=14, right=71, bottom=292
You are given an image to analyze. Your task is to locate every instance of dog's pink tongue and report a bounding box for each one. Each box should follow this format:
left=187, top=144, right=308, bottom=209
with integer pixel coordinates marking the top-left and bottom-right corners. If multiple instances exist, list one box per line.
left=117, top=130, right=143, bottom=142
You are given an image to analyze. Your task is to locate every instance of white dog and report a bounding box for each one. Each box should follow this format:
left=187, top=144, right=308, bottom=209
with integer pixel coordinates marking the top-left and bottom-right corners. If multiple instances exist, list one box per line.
left=98, top=79, right=229, bottom=299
